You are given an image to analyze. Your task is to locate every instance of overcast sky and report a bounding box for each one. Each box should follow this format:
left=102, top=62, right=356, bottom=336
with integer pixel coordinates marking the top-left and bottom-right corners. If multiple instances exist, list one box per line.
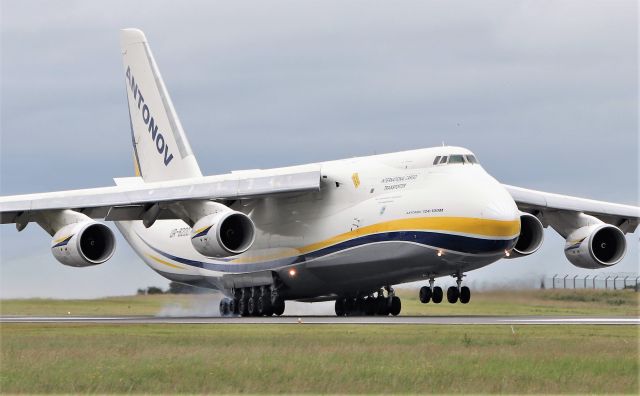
left=1, top=0, right=638, bottom=298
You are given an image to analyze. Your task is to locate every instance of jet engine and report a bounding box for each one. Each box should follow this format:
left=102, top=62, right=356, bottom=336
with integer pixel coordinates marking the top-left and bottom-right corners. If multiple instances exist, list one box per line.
left=191, top=210, right=255, bottom=257
left=564, top=224, right=626, bottom=269
left=51, top=221, right=116, bottom=267
left=506, top=212, right=544, bottom=258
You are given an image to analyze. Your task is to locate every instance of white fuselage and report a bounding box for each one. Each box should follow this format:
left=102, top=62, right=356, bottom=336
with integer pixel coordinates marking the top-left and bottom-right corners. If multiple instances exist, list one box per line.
left=116, top=146, right=521, bottom=300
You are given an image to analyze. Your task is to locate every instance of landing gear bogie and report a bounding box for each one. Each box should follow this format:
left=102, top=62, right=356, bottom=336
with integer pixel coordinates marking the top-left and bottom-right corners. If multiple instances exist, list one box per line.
left=227, top=285, right=285, bottom=317
left=335, top=286, right=401, bottom=317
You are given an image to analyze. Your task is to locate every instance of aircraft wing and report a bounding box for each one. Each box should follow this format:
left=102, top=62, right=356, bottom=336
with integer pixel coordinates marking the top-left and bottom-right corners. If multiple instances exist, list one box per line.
left=0, top=169, right=321, bottom=225
left=503, top=184, right=640, bottom=234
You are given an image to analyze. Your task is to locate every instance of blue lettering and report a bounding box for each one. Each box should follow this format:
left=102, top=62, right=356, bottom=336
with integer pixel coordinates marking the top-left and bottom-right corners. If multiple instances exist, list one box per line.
left=126, top=66, right=174, bottom=167
left=163, top=145, right=174, bottom=166
left=142, top=104, right=150, bottom=124
left=137, top=91, right=144, bottom=109
left=148, top=117, right=158, bottom=140
left=156, top=133, right=165, bottom=154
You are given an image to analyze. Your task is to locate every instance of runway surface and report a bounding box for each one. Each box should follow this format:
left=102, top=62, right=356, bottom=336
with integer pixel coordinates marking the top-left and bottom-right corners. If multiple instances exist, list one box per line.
left=1, top=315, right=638, bottom=325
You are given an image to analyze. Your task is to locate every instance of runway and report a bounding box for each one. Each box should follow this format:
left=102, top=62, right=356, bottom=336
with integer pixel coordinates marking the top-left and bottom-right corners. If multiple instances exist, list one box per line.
left=1, top=315, right=638, bottom=325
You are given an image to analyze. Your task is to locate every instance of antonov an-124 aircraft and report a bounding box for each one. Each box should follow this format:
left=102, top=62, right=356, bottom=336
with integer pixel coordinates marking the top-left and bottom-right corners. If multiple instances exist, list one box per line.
left=1, top=29, right=638, bottom=317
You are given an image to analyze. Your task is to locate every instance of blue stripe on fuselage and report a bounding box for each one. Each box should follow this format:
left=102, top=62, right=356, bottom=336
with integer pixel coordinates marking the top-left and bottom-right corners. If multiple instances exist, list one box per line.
left=136, top=231, right=517, bottom=273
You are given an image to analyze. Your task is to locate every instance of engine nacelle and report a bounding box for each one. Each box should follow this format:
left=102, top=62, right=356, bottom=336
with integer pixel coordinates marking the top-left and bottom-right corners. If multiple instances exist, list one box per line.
left=51, top=221, right=116, bottom=267
left=564, top=224, right=626, bottom=269
left=191, top=211, right=255, bottom=257
left=506, top=212, right=544, bottom=258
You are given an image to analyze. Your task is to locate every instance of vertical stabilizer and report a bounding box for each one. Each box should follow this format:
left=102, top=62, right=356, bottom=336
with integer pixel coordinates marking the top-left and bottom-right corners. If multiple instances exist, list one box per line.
left=120, top=28, right=202, bottom=182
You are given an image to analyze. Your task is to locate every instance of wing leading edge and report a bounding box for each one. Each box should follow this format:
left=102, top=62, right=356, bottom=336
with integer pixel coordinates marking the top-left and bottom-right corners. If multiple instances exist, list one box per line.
left=504, top=184, right=640, bottom=235
left=0, top=169, right=321, bottom=226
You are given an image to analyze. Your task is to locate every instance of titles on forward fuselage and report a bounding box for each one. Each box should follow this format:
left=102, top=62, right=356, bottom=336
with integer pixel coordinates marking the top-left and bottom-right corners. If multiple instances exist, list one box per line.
left=125, top=66, right=174, bottom=166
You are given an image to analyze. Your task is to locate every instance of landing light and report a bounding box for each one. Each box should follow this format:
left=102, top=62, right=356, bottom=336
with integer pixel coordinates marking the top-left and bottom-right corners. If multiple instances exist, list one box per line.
left=289, top=268, right=297, bottom=277
left=505, top=250, right=511, bottom=257
left=437, top=251, right=443, bottom=257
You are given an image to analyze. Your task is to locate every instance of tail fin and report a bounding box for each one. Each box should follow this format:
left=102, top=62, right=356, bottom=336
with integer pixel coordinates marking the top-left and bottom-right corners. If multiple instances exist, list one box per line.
left=120, top=28, right=202, bottom=182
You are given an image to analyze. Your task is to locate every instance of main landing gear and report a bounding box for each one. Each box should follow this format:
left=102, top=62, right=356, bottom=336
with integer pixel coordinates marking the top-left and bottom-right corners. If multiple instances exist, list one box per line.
left=219, top=285, right=285, bottom=317
left=419, top=274, right=471, bottom=305
left=335, top=286, right=401, bottom=316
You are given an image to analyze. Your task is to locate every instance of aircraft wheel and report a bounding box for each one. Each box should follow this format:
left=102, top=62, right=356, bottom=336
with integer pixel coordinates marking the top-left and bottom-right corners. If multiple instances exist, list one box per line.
left=219, top=299, right=229, bottom=316
left=335, top=299, right=345, bottom=316
left=419, top=286, right=432, bottom=303
left=273, top=299, right=285, bottom=316
left=356, top=298, right=367, bottom=316
left=459, top=286, right=471, bottom=304
left=447, top=286, right=459, bottom=304
left=364, top=297, right=377, bottom=316
left=247, top=295, right=257, bottom=316
left=390, top=296, right=401, bottom=316
left=256, top=295, right=266, bottom=316
left=432, top=286, right=443, bottom=304
left=228, top=299, right=236, bottom=316
left=376, top=296, right=389, bottom=315
left=238, top=297, right=248, bottom=316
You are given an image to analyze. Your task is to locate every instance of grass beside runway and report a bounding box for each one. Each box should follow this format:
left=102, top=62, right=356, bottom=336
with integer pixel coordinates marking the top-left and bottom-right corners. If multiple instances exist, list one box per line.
left=0, top=323, right=637, bottom=394
left=1, top=289, right=638, bottom=317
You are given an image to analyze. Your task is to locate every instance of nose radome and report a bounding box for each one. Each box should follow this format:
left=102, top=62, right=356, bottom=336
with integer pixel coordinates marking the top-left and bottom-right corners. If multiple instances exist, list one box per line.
left=482, top=186, right=520, bottom=222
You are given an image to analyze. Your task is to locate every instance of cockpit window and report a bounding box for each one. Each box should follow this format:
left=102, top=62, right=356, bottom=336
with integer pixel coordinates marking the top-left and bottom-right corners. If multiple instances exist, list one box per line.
left=448, top=154, right=465, bottom=164
left=465, top=155, right=478, bottom=164
left=433, top=156, right=441, bottom=165
left=439, top=156, right=448, bottom=164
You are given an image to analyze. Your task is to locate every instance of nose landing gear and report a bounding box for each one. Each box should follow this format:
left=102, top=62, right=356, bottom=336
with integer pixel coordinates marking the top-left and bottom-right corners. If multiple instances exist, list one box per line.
left=420, top=273, right=471, bottom=305
left=419, top=277, right=443, bottom=304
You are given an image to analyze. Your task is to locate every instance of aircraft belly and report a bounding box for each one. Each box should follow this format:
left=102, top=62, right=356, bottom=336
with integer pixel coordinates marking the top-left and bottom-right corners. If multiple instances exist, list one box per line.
left=283, top=241, right=501, bottom=299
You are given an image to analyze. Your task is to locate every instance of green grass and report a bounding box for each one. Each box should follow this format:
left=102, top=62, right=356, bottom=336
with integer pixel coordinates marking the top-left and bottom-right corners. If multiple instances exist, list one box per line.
left=396, top=288, right=640, bottom=317
left=1, top=289, right=638, bottom=317
left=0, top=323, right=637, bottom=394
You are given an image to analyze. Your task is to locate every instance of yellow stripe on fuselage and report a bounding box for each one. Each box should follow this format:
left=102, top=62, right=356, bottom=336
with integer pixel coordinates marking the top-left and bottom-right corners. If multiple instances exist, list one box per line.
left=145, top=254, right=184, bottom=270
left=230, top=216, right=520, bottom=264
left=298, top=216, right=519, bottom=254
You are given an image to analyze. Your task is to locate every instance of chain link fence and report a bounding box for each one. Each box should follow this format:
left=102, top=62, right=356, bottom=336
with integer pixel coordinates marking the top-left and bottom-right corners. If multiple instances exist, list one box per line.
left=543, top=273, right=639, bottom=291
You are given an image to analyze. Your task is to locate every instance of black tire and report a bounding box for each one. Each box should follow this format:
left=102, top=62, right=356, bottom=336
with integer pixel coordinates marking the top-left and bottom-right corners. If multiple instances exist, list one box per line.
left=344, top=298, right=355, bottom=316
left=447, top=286, right=459, bottom=304
left=390, top=296, right=401, bottom=316
left=376, top=296, right=389, bottom=315
left=273, top=299, right=285, bottom=316
left=335, top=299, right=345, bottom=316
left=247, top=296, right=257, bottom=316
left=459, top=286, right=471, bottom=304
left=432, top=286, right=443, bottom=304
left=229, top=299, right=236, bottom=315
left=219, top=299, right=229, bottom=316
left=355, top=298, right=366, bottom=316
left=256, top=295, right=266, bottom=316
left=364, top=297, right=376, bottom=316
left=419, top=286, right=432, bottom=304
left=238, top=297, right=248, bottom=316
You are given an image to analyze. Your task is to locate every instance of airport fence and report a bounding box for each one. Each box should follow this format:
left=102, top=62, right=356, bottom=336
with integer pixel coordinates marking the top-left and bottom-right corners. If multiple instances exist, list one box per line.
left=543, top=274, right=640, bottom=291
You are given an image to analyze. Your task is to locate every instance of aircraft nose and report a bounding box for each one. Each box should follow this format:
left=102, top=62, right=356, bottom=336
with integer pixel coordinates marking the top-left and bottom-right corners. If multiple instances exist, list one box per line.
left=481, top=184, right=520, bottom=222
